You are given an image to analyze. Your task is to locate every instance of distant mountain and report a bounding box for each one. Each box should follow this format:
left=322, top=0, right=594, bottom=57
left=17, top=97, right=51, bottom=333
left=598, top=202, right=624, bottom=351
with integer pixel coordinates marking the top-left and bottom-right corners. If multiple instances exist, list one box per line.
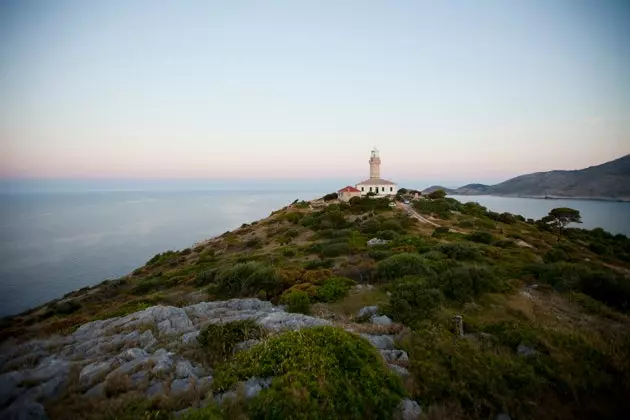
left=422, top=154, right=630, bottom=201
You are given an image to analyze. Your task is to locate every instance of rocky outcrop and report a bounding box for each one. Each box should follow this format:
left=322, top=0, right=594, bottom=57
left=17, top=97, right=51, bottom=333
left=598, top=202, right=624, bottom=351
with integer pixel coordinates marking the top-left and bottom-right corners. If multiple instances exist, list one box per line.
left=0, top=298, right=417, bottom=419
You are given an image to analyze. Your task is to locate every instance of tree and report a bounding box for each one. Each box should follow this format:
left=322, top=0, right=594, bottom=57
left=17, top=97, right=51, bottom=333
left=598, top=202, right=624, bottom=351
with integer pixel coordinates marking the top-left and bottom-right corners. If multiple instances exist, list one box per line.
left=427, top=189, right=446, bottom=200
left=541, top=207, right=582, bottom=236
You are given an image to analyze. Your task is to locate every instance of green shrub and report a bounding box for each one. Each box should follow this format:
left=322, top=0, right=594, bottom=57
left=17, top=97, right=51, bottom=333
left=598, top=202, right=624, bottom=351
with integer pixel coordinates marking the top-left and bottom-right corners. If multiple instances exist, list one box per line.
left=53, top=300, right=81, bottom=315
left=387, top=278, right=444, bottom=324
left=213, top=326, right=405, bottom=419
left=494, top=239, right=515, bottom=248
left=437, top=242, right=482, bottom=260
left=438, top=265, right=501, bottom=302
left=432, top=226, right=450, bottom=237
left=320, top=242, right=351, bottom=257
left=317, top=277, right=356, bottom=302
left=281, top=290, right=311, bottom=314
left=403, top=326, right=543, bottom=418
left=215, top=262, right=282, bottom=298
left=543, top=247, right=570, bottom=263
left=467, top=231, right=494, bottom=244
left=368, top=249, right=393, bottom=261
left=198, top=319, right=265, bottom=364
left=377, top=253, right=434, bottom=281
left=457, top=220, right=475, bottom=228
left=194, top=269, right=218, bottom=286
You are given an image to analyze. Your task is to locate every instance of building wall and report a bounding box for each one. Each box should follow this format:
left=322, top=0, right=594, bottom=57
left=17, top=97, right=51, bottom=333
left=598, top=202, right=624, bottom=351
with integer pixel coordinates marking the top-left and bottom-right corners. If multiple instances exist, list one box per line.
left=356, top=184, right=398, bottom=196
left=338, top=191, right=362, bottom=201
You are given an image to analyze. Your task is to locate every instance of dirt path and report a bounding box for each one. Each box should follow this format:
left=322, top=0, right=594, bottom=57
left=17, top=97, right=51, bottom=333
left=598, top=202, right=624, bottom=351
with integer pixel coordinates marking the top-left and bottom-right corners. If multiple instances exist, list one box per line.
left=397, top=202, right=466, bottom=233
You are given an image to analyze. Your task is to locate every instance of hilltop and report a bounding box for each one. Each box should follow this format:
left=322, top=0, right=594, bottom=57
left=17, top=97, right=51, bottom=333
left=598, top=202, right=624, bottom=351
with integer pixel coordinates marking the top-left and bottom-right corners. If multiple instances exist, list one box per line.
left=423, top=154, right=630, bottom=200
left=1, top=193, right=630, bottom=420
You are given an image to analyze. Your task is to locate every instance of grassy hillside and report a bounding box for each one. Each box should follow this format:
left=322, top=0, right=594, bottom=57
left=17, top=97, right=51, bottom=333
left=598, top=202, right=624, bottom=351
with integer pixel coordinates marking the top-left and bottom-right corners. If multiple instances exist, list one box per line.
left=2, top=194, right=630, bottom=419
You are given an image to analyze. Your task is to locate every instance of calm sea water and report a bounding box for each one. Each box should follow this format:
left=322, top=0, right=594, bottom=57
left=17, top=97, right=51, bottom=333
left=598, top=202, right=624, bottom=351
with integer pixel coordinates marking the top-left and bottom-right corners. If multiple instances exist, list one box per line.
left=0, top=190, right=324, bottom=317
left=0, top=191, right=628, bottom=317
left=450, top=195, right=630, bottom=236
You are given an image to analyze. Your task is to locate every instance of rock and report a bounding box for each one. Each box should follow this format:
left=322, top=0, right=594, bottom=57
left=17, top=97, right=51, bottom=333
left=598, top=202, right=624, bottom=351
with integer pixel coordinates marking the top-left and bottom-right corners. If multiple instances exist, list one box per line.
left=258, top=312, right=331, bottom=332
left=20, top=375, right=66, bottom=401
left=174, top=408, right=191, bottom=418
left=242, top=377, right=272, bottom=399
left=130, top=371, right=149, bottom=387
left=496, top=413, right=511, bottom=420
left=145, top=381, right=165, bottom=397
left=79, top=360, right=115, bottom=389
left=0, top=399, right=48, bottom=420
left=196, top=375, right=213, bottom=390
left=389, top=364, right=411, bottom=377
left=181, top=331, right=200, bottom=345
left=396, top=398, right=422, bottom=420
left=214, top=390, right=237, bottom=405
left=119, top=348, right=148, bottom=361
left=105, top=357, right=148, bottom=380
left=516, top=343, right=539, bottom=358
left=175, top=360, right=196, bottom=379
left=380, top=350, right=409, bottom=364
left=358, top=306, right=379, bottom=318
left=371, top=315, right=393, bottom=325
left=0, top=371, right=26, bottom=407
left=170, top=378, right=192, bottom=395
left=234, top=339, right=260, bottom=353
left=84, top=382, right=106, bottom=398
left=360, top=334, right=395, bottom=350
left=151, top=356, right=174, bottom=375
left=23, top=357, right=70, bottom=384
left=138, top=330, right=158, bottom=349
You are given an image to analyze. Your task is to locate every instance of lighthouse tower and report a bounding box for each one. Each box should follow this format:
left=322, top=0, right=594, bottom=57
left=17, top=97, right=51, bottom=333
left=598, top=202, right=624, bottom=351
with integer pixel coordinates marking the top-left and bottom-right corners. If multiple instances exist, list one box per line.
left=355, top=147, right=398, bottom=196
left=369, top=148, right=381, bottom=179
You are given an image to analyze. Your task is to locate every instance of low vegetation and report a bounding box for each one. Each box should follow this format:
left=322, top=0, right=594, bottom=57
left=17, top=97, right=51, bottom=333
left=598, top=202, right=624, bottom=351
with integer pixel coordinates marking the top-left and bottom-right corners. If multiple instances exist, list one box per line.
left=211, top=326, right=405, bottom=419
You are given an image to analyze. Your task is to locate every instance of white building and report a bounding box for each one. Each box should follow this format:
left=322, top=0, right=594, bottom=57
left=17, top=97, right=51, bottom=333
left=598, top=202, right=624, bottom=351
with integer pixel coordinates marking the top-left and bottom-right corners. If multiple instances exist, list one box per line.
left=356, top=148, right=398, bottom=196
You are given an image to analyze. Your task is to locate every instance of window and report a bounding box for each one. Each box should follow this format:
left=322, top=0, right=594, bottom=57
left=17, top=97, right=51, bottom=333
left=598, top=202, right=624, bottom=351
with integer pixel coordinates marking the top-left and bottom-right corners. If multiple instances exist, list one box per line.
left=381, top=187, right=385, bottom=192
left=361, top=187, right=364, bottom=191
left=369, top=187, right=372, bottom=192
left=390, top=187, right=393, bottom=192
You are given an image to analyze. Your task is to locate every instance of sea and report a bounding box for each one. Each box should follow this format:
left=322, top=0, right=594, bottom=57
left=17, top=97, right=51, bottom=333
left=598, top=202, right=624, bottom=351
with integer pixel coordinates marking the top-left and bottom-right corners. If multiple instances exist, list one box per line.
left=1, top=189, right=629, bottom=317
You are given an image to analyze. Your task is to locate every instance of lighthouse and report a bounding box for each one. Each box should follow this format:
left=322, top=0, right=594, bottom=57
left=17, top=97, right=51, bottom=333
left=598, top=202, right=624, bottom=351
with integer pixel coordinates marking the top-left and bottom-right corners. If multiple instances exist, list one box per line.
left=355, top=148, right=398, bottom=196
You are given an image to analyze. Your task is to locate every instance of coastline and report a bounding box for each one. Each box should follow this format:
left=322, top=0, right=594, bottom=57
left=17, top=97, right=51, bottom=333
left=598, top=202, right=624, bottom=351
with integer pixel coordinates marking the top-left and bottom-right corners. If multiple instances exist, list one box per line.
left=449, top=193, right=630, bottom=202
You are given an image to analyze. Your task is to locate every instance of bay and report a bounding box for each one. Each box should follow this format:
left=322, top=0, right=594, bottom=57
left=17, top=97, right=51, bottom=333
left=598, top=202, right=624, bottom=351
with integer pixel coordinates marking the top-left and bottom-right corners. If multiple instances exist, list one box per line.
left=450, top=195, right=630, bottom=236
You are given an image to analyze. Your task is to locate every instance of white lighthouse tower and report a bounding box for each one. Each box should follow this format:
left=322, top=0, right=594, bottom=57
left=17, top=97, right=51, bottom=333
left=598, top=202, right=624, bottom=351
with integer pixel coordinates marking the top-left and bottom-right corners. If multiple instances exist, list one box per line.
left=369, top=148, right=381, bottom=179
left=356, top=148, right=398, bottom=196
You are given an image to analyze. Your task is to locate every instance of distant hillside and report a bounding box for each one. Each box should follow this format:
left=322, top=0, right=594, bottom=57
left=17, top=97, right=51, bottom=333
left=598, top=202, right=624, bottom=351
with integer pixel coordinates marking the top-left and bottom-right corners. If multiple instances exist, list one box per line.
left=422, top=154, right=630, bottom=201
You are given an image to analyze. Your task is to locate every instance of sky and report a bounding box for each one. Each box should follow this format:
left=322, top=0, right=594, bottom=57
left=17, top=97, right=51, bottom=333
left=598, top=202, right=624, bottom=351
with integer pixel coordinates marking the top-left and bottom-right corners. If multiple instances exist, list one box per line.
left=1, top=0, right=629, bottom=188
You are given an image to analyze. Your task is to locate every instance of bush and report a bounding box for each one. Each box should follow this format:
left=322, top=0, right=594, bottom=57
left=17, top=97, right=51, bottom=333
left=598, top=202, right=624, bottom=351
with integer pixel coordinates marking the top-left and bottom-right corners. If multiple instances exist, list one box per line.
left=467, top=231, right=494, bottom=244
left=377, top=253, right=434, bottom=281
left=215, top=262, right=282, bottom=298
left=198, top=319, right=265, bottom=364
left=281, top=290, right=311, bottom=314
left=317, top=277, right=356, bottom=302
left=213, top=326, right=405, bottom=419
left=52, top=300, right=81, bottom=315
left=404, top=326, right=543, bottom=418
left=322, top=192, right=338, bottom=201
left=438, top=265, right=502, bottom=302
left=320, top=242, right=351, bottom=257
left=437, top=242, right=482, bottom=260
left=432, top=226, right=450, bottom=237
left=387, top=278, right=444, bottom=324
left=194, top=269, right=218, bottom=286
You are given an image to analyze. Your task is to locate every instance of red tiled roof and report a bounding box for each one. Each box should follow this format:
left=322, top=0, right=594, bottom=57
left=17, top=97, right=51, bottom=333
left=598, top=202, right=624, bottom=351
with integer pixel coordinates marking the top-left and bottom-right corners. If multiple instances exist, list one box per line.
left=338, top=186, right=361, bottom=193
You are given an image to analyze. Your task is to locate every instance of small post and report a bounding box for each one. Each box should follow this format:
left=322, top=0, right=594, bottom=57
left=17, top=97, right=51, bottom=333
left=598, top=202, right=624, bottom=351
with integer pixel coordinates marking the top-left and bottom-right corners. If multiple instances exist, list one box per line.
left=453, top=315, right=464, bottom=338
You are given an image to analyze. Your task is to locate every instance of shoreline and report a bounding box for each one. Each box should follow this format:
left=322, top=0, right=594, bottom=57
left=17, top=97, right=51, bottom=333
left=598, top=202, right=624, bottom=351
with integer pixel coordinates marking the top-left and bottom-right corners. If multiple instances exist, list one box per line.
left=448, top=193, right=630, bottom=203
